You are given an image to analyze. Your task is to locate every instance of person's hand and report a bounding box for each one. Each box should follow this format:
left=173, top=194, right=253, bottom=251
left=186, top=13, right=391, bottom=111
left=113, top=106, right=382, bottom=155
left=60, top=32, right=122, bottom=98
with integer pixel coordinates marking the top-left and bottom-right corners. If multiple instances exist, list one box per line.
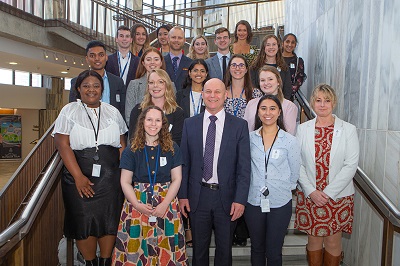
left=133, top=202, right=154, bottom=216
left=230, top=202, right=245, bottom=221
left=179, top=199, right=191, bottom=218
left=75, top=175, right=94, bottom=198
left=153, top=201, right=169, bottom=218
left=309, top=190, right=329, bottom=207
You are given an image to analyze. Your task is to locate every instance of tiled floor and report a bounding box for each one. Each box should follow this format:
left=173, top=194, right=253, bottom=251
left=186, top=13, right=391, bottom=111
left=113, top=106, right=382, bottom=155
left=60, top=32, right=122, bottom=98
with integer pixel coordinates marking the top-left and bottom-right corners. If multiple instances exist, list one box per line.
left=0, top=160, right=21, bottom=190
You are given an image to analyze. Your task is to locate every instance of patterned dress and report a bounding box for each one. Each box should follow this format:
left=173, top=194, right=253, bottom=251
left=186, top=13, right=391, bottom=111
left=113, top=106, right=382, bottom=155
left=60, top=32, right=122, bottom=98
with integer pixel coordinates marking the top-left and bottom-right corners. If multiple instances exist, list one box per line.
left=224, top=88, right=263, bottom=118
left=295, top=125, right=354, bottom=236
left=229, top=44, right=259, bottom=65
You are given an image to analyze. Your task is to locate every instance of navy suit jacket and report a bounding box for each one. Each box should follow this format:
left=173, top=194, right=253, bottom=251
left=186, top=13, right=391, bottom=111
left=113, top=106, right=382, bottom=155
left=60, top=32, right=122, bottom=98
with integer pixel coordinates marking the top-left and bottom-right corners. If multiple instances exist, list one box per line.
left=69, top=71, right=127, bottom=120
left=165, top=54, right=193, bottom=92
left=176, top=86, right=206, bottom=118
left=205, top=55, right=224, bottom=81
left=178, top=111, right=251, bottom=215
left=105, top=52, right=139, bottom=86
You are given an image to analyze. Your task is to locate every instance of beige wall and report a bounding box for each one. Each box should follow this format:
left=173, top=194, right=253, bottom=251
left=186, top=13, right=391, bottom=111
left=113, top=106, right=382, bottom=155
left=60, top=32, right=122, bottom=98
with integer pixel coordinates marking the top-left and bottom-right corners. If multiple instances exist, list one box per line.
left=0, top=84, right=46, bottom=109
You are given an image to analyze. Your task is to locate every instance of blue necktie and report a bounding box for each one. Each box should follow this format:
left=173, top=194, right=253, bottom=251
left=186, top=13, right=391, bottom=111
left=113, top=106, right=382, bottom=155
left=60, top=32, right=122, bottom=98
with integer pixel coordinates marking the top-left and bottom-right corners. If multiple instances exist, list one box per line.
left=172, top=56, right=179, bottom=77
left=203, top=116, right=217, bottom=181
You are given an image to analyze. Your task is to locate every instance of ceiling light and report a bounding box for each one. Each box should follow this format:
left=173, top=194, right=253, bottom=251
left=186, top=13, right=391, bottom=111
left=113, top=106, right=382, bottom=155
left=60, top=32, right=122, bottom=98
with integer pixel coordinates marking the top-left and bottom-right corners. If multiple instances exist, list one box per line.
left=64, top=56, right=67, bottom=63
left=61, top=71, right=68, bottom=74
left=9, top=62, right=18, bottom=65
left=81, top=59, right=84, bottom=66
left=73, top=58, right=76, bottom=65
left=54, top=53, right=59, bottom=61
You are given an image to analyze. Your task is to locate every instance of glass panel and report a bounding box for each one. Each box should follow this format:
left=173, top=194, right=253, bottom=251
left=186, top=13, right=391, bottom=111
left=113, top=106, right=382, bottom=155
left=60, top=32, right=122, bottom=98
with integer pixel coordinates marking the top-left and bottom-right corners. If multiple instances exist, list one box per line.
left=64, top=78, right=72, bottom=91
left=69, top=0, right=78, bottom=23
left=17, top=0, right=23, bottom=10
left=34, top=0, right=43, bottom=18
left=0, top=68, right=13, bottom=85
left=32, top=73, right=42, bottom=87
left=15, top=71, right=30, bottom=86
left=80, top=0, right=91, bottom=28
left=26, top=0, right=32, bottom=14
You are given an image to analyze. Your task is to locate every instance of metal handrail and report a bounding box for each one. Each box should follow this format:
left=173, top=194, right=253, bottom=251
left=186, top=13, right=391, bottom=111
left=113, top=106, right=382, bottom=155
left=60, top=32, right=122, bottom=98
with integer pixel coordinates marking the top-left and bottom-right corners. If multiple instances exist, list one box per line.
left=0, top=153, right=62, bottom=247
left=294, top=89, right=400, bottom=226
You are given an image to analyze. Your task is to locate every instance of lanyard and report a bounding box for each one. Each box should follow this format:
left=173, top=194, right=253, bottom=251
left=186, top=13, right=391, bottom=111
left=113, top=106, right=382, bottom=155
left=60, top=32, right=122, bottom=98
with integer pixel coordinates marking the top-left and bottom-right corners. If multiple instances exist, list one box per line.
left=261, top=128, right=280, bottom=180
left=118, top=51, right=130, bottom=79
left=82, top=102, right=101, bottom=161
left=144, top=144, right=160, bottom=198
left=190, top=88, right=203, bottom=116
left=230, top=86, right=244, bottom=117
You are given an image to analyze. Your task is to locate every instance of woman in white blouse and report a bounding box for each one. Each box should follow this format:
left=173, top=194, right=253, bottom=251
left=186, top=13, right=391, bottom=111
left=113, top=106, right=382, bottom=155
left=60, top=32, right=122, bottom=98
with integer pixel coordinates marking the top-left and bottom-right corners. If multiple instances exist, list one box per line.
left=53, top=70, right=128, bottom=266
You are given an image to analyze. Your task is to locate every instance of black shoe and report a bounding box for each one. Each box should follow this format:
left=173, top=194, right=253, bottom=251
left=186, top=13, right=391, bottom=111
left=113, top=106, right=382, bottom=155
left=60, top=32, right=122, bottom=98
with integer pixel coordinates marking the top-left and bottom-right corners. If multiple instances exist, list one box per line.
left=99, top=257, right=111, bottom=266
left=236, top=238, right=247, bottom=247
left=85, top=257, right=98, bottom=266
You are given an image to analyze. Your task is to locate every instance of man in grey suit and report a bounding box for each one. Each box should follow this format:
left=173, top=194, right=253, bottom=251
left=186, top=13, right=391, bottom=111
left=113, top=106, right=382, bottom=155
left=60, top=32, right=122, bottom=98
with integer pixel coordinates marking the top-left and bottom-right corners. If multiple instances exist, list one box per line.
left=69, top=40, right=126, bottom=120
left=164, top=26, right=193, bottom=91
left=205, top=27, right=232, bottom=81
left=179, top=78, right=251, bottom=266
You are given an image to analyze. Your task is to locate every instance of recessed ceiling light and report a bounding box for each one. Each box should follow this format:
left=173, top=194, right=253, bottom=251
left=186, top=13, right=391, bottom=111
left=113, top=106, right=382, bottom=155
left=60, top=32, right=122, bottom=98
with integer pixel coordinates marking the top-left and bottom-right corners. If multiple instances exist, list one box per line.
left=9, top=62, right=18, bottom=65
left=61, top=71, right=68, bottom=74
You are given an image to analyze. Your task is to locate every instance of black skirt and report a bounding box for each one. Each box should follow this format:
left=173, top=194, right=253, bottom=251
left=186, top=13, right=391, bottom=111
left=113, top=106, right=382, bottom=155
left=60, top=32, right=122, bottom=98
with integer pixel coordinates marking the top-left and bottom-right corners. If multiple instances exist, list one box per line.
left=61, top=145, right=123, bottom=240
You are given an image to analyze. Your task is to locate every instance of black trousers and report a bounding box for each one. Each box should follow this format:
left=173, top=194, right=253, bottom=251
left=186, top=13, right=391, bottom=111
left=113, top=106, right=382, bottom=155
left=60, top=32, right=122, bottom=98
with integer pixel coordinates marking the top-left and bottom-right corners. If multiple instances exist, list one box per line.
left=244, top=200, right=292, bottom=266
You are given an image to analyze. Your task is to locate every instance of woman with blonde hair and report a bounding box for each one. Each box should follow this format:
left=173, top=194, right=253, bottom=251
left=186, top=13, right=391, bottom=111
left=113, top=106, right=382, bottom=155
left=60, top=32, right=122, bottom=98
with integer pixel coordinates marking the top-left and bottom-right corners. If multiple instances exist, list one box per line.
left=187, top=35, right=210, bottom=60
left=251, top=34, right=292, bottom=100
left=295, top=84, right=359, bottom=265
left=113, top=105, right=187, bottom=265
left=131, top=23, right=150, bottom=57
left=128, top=69, right=184, bottom=145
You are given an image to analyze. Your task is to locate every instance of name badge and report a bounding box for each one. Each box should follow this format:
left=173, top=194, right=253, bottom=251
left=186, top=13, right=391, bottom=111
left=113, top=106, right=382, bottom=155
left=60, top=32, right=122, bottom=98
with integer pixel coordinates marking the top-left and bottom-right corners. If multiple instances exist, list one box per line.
left=160, top=157, right=167, bottom=167
left=261, top=198, right=270, bottom=213
left=271, top=149, right=280, bottom=159
left=149, top=216, right=157, bottom=223
left=334, top=129, right=341, bottom=138
left=116, top=94, right=121, bottom=102
left=169, top=124, right=173, bottom=131
left=290, top=63, right=295, bottom=68
left=92, top=164, right=101, bottom=177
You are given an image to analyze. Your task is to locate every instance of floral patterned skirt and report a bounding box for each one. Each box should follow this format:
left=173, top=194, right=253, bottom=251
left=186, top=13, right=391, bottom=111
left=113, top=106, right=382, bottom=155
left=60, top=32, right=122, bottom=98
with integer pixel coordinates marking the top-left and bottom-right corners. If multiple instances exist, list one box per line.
left=295, top=190, right=354, bottom=236
left=112, top=182, right=187, bottom=266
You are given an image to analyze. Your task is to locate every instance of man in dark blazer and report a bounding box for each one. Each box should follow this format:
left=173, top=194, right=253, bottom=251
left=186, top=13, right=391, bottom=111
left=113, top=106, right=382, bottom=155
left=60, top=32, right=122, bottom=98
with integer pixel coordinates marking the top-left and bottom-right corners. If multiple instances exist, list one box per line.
left=164, top=26, right=193, bottom=92
left=179, top=78, right=251, bottom=266
left=206, top=27, right=232, bottom=81
left=105, top=25, right=139, bottom=86
left=69, top=40, right=126, bottom=120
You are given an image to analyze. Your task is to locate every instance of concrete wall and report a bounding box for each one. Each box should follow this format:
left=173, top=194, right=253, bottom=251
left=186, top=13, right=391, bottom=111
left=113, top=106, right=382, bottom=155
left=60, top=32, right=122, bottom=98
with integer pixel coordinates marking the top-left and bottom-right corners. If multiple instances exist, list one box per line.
left=285, top=0, right=400, bottom=265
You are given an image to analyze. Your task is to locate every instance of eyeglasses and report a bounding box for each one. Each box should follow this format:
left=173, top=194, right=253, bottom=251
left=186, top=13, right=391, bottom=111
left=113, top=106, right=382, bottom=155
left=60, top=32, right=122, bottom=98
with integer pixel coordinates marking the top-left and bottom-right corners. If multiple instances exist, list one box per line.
left=148, top=80, right=166, bottom=86
left=216, top=36, right=229, bottom=41
left=191, top=69, right=207, bottom=74
left=230, top=63, right=246, bottom=69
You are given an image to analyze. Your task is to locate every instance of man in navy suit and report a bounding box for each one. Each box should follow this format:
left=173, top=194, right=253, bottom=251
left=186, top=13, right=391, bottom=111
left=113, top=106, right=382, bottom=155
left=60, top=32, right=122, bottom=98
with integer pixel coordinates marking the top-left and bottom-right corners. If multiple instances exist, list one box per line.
left=105, top=25, right=139, bottom=86
left=179, top=78, right=251, bottom=266
left=164, top=26, right=193, bottom=92
left=206, top=27, right=232, bottom=81
left=69, top=40, right=126, bottom=120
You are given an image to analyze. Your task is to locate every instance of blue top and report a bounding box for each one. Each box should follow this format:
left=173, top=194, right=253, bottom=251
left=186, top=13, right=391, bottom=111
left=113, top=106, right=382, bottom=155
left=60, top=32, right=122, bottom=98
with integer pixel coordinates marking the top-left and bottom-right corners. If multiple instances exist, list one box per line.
left=120, top=142, right=182, bottom=183
left=247, top=127, right=301, bottom=208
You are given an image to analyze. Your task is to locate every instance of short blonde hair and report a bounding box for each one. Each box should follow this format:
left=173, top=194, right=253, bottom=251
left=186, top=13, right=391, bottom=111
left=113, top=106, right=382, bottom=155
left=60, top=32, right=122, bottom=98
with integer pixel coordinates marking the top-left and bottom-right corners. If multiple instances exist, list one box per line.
left=310, top=84, right=337, bottom=109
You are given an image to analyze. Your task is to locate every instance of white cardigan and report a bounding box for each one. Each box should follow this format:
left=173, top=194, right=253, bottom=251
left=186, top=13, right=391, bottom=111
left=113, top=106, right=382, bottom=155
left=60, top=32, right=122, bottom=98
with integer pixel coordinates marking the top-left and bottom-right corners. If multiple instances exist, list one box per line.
left=296, top=115, right=359, bottom=201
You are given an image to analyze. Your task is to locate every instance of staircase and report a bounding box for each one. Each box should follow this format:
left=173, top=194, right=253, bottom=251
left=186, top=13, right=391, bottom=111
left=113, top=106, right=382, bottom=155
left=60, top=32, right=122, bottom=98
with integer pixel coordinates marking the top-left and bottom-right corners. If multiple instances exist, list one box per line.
left=187, top=195, right=308, bottom=265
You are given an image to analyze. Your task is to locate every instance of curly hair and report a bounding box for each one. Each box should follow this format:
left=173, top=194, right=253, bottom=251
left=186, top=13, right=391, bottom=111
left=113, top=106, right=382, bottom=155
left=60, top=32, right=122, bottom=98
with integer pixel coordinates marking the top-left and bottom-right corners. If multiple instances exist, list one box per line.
left=224, top=54, right=254, bottom=103
left=135, top=47, right=166, bottom=79
left=252, top=34, right=288, bottom=72
left=140, top=69, right=178, bottom=114
left=187, top=35, right=210, bottom=60
left=130, top=105, right=174, bottom=154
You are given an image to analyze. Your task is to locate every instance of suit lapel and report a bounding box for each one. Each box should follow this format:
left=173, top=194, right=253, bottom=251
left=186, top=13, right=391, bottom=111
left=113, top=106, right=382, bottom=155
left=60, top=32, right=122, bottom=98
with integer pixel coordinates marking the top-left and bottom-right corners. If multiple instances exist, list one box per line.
left=195, top=113, right=205, bottom=156
left=330, top=116, right=342, bottom=162
left=306, top=119, right=316, bottom=163
left=218, top=112, right=230, bottom=165
left=212, top=56, right=222, bottom=79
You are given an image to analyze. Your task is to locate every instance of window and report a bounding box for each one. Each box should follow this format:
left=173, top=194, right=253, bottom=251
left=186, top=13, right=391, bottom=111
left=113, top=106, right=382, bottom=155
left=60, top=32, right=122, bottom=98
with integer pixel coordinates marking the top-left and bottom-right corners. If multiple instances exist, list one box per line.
left=31, top=73, right=42, bottom=87
left=14, top=70, right=30, bottom=86
left=0, top=68, right=13, bottom=85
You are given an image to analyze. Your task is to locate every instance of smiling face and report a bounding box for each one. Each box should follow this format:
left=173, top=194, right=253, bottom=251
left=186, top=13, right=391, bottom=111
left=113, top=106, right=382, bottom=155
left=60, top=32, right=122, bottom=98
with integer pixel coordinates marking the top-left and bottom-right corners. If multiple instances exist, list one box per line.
left=259, top=70, right=280, bottom=95
left=134, top=26, right=147, bottom=46
left=214, top=31, right=231, bottom=51
left=313, top=91, right=334, bottom=118
left=78, top=76, right=102, bottom=108
left=264, top=37, right=279, bottom=58
left=283, top=35, right=297, bottom=54
left=86, top=46, right=107, bottom=71
left=116, top=29, right=132, bottom=50
left=229, top=57, right=247, bottom=80
left=144, top=108, right=163, bottom=137
left=148, top=72, right=166, bottom=99
left=236, top=24, right=248, bottom=41
left=202, top=79, right=227, bottom=114
left=142, top=51, right=163, bottom=73
left=189, top=63, right=207, bottom=85
left=158, top=28, right=169, bottom=46
left=168, top=28, right=185, bottom=53
left=258, top=98, right=281, bottom=127
left=193, top=37, right=207, bottom=56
